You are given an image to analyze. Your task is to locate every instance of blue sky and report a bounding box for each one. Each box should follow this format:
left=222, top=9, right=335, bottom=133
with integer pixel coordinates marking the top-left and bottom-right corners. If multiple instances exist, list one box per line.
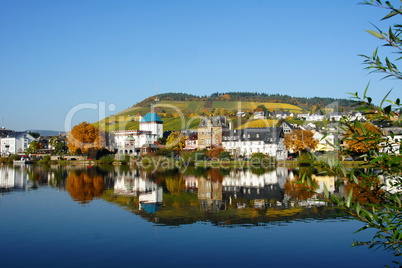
left=0, top=0, right=400, bottom=131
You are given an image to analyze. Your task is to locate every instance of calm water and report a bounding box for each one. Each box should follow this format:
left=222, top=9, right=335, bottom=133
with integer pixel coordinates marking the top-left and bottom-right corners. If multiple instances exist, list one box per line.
left=0, top=164, right=397, bottom=267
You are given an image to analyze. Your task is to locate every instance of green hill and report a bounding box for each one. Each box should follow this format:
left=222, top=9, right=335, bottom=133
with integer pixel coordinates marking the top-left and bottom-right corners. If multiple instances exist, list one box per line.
left=96, top=92, right=356, bottom=132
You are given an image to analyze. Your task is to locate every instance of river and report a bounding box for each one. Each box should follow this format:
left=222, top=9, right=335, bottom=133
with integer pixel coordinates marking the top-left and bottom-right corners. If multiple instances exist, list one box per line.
left=0, top=164, right=397, bottom=267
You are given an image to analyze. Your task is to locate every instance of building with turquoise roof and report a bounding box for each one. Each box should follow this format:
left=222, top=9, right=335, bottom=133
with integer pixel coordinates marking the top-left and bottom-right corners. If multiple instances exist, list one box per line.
left=140, top=113, right=163, bottom=138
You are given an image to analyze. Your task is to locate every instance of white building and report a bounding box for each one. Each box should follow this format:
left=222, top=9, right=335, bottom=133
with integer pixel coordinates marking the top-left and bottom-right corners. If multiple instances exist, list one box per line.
left=305, top=114, right=326, bottom=121
left=114, top=113, right=163, bottom=155
left=139, top=113, right=163, bottom=138
left=113, top=130, right=157, bottom=155
left=253, top=111, right=265, bottom=119
left=380, top=127, right=402, bottom=154
left=0, top=132, right=35, bottom=155
left=222, top=127, right=287, bottom=160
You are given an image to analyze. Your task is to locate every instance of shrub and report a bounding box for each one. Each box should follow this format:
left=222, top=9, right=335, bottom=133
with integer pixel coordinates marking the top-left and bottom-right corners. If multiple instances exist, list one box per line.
left=219, top=151, right=231, bottom=160
left=98, top=155, right=115, bottom=164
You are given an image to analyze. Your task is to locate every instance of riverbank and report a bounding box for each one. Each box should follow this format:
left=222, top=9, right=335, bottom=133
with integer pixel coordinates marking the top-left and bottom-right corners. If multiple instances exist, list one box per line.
left=1, top=158, right=368, bottom=169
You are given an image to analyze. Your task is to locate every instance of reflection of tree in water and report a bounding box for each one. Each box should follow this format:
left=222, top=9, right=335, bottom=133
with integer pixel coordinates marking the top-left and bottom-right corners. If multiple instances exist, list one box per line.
left=67, top=169, right=104, bottom=204
left=26, top=165, right=47, bottom=189
left=284, top=167, right=317, bottom=201
left=205, top=168, right=225, bottom=182
left=165, top=174, right=185, bottom=194
left=342, top=176, right=383, bottom=204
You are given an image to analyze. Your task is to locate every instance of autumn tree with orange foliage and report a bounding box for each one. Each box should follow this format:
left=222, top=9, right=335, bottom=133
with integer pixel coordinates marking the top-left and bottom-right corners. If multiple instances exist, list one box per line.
left=67, top=122, right=108, bottom=154
left=343, top=122, right=382, bottom=155
left=206, top=147, right=224, bottom=159
left=283, top=129, right=318, bottom=154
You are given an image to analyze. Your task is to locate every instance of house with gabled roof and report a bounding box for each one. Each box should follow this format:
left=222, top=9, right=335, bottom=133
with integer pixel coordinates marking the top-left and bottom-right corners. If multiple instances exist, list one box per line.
left=380, top=126, right=402, bottom=154
left=0, top=132, right=35, bottom=155
left=197, top=116, right=230, bottom=150
left=222, top=127, right=287, bottom=159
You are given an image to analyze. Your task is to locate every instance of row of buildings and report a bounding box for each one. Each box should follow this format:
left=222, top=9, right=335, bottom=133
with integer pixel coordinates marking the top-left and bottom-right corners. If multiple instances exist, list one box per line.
left=113, top=113, right=292, bottom=159
left=2, top=111, right=400, bottom=158
left=114, top=113, right=402, bottom=158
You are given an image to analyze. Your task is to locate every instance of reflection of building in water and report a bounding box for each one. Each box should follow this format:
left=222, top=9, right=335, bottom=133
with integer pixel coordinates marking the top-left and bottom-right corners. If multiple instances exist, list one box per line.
left=198, top=176, right=223, bottom=212
left=222, top=168, right=289, bottom=208
left=0, top=166, right=29, bottom=193
left=184, top=175, right=198, bottom=191
left=114, top=169, right=162, bottom=213
left=284, top=172, right=336, bottom=207
left=311, top=175, right=335, bottom=194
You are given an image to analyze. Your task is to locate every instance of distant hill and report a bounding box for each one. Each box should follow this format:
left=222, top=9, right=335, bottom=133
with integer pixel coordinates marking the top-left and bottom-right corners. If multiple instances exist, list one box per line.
left=134, top=92, right=356, bottom=110
left=25, top=130, right=65, bottom=136
left=95, top=92, right=357, bottom=132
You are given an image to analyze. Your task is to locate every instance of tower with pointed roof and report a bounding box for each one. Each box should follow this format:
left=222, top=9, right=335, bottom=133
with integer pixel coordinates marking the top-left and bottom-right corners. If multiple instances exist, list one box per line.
left=139, top=113, right=163, bottom=138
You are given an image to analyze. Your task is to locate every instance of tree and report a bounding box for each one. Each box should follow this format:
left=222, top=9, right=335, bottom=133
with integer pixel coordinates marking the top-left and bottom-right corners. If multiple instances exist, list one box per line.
left=219, top=108, right=229, bottom=116
left=302, top=1, right=402, bottom=257
left=206, top=147, right=224, bottom=159
left=28, top=131, right=40, bottom=139
left=219, top=150, right=231, bottom=160
left=343, top=122, right=383, bottom=155
left=26, top=140, right=40, bottom=154
left=255, top=104, right=268, bottom=115
left=165, top=131, right=186, bottom=150
left=283, top=129, right=318, bottom=154
left=67, top=122, right=108, bottom=154
left=49, top=136, right=67, bottom=155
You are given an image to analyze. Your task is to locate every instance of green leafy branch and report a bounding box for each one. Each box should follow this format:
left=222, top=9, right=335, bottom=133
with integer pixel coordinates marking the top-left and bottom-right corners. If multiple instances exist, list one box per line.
left=360, top=1, right=402, bottom=79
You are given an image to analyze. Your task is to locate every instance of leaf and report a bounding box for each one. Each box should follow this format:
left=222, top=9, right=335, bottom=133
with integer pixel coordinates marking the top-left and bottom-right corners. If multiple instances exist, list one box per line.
left=380, top=89, right=392, bottom=108
left=347, top=190, right=353, bottom=208
left=372, top=47, right=378, bottom=58
left=323, top=183, right=329, bottom=199
left=366, top=30, right=384, bottom=39
left=363, top=82, right=370, bottom=99
left=384, top=105, right=392, bottom=114
left=382, top=11, right=399, bottom=20
left=356, top=202, right=361, bottom=216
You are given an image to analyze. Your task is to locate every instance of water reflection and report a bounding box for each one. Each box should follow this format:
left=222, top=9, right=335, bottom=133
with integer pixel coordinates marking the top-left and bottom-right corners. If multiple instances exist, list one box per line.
left=114, top=169, right=163, bottom=213
left=0, top=165, right=30, bottom=193
left=110, top=166, right=342, bottom=226
left=0, top=164, right=343, bottom=226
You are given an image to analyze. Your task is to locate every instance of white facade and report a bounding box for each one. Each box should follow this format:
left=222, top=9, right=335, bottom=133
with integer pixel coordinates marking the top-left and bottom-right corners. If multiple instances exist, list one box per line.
left=222, top=128, right=287, bottom=160
left=223, top=139, right=287, bottom=159
left=253, top=111, right=265, bottom=119
left=140, top=121, right=163, bottom=139
left=380, top=127, right=402, bottom=154
left=0, top=132, right=35, bottom=155
left=305, top=114, right=326, bottom=121
left=113, top=130, right=157, bottom=155
left=139, top=113, right=163, bottom=138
